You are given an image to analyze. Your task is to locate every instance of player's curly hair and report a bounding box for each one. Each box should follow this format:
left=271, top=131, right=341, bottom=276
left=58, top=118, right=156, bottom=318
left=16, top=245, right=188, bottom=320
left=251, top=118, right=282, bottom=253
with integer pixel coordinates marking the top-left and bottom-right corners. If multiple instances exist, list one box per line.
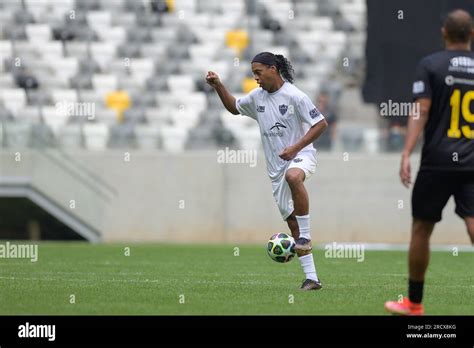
left=274, top=54, right=295, bottom=84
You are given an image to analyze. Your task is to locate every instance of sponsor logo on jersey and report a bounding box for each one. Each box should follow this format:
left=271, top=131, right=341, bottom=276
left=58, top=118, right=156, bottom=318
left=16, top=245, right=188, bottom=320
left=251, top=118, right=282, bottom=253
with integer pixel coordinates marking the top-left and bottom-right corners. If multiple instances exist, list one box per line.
left=450, top=56, right=474, bottom=67
left=449, top=56, right=474, bottom=74
left=309, top=107, right=321, bottom=119
left=445, top=75, right=474, bottom=86
left=269, top=122, right=287, bottom=131
left=293, top=158, right=303, bottom=163
left=264, top=122, right=286, bottom=137
left=257, top=105, right=265, bottom=112
left=279, top=104, right=288, bottom=115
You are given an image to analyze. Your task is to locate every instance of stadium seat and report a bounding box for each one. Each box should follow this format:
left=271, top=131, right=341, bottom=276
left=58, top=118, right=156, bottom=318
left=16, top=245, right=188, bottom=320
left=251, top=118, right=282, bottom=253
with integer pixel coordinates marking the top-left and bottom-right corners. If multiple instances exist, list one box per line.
left=29, top=122, right=56, bottom=148
left=220, top=110, right=255, bottom=130
left=234, top=126, right=261, bottom=151
left=58, top=123, right=84, bottom=149
left=167, top=75, right=195, bottom=93
left=170, top=107, right=200, bottom=129
left=83, top=123, right=109, bottom=150
left=86, top=11, right=113, bottom=29
left=41, top=106, right=69, bottom=134
left=0, top=88, right=27, bottom=116
left=0, top=0, right=362, bottom=153
left=129, top=58, right=155, bottom=79
left=189, top=44, right=219, bottom=61
left=108, top=122, right=136, bottom=148
left=160, top=125, right=188, bottom=152
left=51, top=89, right=78, bottom=105
left=90, top=43, right=117, bottom=70
left=26, top=24, right=52, bottom=42
left=241, top=77, right=258, bottom=94
left=92, top=74, right=119, bottom=95
left=105, top=90, right=132, bottom=122
left=135, top=124, right=161, bottom=149
left=0, top=41, right=13, bottom=60
left=225, top=30, right=249, bottom=55
left=1, top=121, right=31, bottom=148
left=145, top=107, right=172, bottom=125
left=97, top=27, right=127, bottom=45
left=17, top=106, right=41, bottom=122
left=0, top=75, right=14, bottom=88
left=173, top=0, right=196, bottom=13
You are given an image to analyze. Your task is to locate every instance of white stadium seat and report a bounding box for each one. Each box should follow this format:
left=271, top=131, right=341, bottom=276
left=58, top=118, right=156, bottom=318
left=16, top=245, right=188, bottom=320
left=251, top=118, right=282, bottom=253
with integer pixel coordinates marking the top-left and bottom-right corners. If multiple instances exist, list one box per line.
left=0, top=88, right=27, bottom=116
left=83, top=123, right=109, bottom=150
left=92, top=74, right=119, bottom=94
left=41, top=106, right=69, bottom=134
left=90, top=42, right=117, bottom=70
left=51, top=89, right=78, bottom=104
left=135, top=124, right=161, bottom=149
left=167, top=75, right=195, bottom=93
left=0, top=41, right=13, bottom=60
left=129, top=58, right=155, bottom=77
left=160, top=125, right=188, bottom=153
left=87, top=11, right=113, bottom=30
left=26, top=24, right=52, bottom=42
left=97, top=27, right=127, bottom=45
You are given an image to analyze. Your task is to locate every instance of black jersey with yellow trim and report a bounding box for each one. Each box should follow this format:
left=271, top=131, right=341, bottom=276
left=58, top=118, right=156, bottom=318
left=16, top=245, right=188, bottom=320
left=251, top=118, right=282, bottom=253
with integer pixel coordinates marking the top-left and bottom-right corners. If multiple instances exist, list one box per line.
left=413, top=50, right=474, bottom=171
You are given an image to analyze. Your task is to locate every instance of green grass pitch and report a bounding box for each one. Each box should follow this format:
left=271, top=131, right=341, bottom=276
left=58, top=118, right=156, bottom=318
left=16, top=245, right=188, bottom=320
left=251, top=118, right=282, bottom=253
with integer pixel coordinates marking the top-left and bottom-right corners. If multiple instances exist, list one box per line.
left=0, top=242, right=472, bottom=315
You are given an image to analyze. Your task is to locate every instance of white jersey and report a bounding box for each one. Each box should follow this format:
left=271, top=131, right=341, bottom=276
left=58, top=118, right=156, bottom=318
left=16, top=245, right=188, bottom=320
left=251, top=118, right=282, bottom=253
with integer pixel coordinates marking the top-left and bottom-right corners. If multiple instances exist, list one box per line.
left=236, top=82, right=325, bottom=182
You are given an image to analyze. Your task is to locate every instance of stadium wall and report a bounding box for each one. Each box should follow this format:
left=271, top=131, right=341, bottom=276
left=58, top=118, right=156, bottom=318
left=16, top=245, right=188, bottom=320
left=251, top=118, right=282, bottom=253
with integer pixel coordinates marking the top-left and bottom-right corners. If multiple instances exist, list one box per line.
left=0, top=150, right=470, bottom=245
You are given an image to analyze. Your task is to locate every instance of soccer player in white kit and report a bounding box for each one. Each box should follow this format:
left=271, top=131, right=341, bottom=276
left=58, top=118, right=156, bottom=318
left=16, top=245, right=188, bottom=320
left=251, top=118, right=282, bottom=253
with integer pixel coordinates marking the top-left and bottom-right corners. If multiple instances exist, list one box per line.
left=206, top=52, right=328, bottom=290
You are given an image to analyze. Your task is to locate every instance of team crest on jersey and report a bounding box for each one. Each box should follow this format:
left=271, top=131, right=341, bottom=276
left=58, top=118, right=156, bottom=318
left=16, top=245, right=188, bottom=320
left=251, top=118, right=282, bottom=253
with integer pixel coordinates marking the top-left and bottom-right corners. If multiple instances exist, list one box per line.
left=257, top=105, right=265, bottom=113
left=309, top=107, right=321, bottom=119
left=279, top=104, right=288, bottom=115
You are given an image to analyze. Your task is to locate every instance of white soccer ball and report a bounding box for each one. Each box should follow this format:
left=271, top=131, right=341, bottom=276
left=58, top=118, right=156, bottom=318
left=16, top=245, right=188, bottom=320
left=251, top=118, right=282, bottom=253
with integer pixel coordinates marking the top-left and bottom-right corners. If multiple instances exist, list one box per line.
left=267, top=233, right=296, bottom=263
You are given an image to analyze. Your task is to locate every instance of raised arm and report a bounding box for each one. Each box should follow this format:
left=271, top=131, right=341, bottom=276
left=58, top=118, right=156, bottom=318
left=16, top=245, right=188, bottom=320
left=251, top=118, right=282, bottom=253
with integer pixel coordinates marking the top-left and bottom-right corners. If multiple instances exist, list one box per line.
left=205, top=71, right=239, bottom=115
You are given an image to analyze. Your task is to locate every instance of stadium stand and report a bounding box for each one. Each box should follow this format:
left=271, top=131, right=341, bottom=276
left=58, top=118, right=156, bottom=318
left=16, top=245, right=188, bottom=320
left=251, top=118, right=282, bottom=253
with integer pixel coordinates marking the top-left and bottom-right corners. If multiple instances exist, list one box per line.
left=0, top=0, right=364, bottom=151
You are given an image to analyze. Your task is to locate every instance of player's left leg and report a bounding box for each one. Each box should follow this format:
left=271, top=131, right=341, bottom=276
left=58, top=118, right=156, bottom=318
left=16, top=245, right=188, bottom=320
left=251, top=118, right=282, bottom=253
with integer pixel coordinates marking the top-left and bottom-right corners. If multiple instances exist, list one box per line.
left=384, top=219, right=434, bottom=315
left=409, top=219, right=435, bottom=281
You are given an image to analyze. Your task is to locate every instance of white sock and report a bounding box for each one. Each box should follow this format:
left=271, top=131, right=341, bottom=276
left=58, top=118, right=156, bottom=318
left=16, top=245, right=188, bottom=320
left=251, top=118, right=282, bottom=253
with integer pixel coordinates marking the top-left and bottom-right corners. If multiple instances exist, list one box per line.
left=296, top=215, right=310, bottom=240
left=299, top=254, right=318, bottom=281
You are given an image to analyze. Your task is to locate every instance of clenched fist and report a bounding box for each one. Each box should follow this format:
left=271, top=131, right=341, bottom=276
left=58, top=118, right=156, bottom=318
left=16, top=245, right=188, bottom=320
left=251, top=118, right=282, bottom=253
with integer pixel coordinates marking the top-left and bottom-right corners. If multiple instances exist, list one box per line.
left=205, top=71, right=221, bottom=88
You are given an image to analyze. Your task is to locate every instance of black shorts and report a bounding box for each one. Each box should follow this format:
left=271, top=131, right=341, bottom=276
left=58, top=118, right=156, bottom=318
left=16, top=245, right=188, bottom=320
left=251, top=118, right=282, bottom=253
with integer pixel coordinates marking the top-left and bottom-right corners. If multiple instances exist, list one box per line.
left=412, top=170, right=474, bottom=222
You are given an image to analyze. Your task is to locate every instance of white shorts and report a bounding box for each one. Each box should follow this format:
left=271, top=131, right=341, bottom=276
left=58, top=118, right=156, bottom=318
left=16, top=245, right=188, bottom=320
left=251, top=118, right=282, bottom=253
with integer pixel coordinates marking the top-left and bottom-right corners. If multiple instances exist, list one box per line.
left=271, top=149, right=317, bottom=220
